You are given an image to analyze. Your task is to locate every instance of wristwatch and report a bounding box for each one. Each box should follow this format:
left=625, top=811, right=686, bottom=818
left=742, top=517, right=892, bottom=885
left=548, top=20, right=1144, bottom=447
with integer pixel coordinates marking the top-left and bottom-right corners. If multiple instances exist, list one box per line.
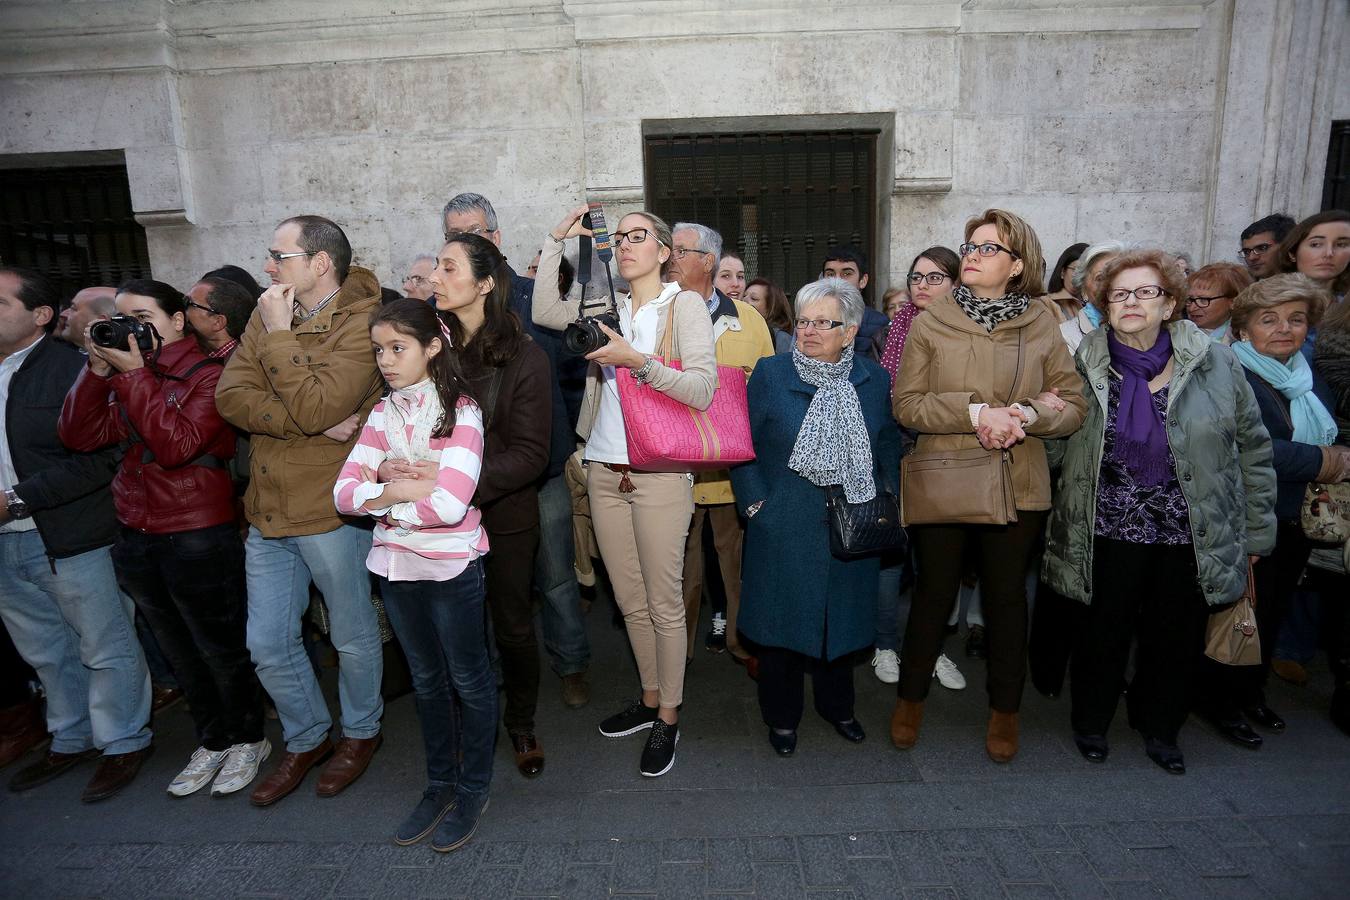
left=5, top=488, right=31, bottom=520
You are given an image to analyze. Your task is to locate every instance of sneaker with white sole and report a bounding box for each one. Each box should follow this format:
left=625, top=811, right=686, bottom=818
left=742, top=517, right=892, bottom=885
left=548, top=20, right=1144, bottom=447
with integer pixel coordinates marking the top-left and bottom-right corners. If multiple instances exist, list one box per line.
left=210, top=738, right=272, bottom=797
left=871, top=649, right=900, bottom=684
left=933, top=653, right=967, bottom=690
left=167, top=746, right=230, bottom=797
left=640, top=720, right=679, bottom=777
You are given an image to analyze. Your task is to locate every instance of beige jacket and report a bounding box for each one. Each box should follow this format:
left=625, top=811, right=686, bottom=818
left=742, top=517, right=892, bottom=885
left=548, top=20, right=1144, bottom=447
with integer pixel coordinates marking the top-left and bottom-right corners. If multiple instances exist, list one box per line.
left=531, top=239, right=717, bottom=443
left=893, top=292, right=1087, bottom=512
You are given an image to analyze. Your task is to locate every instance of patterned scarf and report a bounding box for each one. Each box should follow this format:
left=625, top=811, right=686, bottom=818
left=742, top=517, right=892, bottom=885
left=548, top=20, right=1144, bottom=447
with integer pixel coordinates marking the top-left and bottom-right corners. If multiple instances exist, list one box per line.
left=952, top=284, right=1030, bottom=332
left=788, top=346, right=876, bottom=503
left=880, top=303, right=921, bottom=386
left=382, top=378, right=443, bottom=463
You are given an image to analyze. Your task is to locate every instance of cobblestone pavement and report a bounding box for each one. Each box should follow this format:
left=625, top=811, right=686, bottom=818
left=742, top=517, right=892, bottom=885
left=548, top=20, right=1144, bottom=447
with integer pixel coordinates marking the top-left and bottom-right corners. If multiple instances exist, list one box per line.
left=4, top=604, right=1348, bottom=898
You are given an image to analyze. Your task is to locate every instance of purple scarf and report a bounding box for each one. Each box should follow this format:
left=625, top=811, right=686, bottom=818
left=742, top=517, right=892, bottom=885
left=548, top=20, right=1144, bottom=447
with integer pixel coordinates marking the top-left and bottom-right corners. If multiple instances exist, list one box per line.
left=1107, top=328, right=1173, bottom=487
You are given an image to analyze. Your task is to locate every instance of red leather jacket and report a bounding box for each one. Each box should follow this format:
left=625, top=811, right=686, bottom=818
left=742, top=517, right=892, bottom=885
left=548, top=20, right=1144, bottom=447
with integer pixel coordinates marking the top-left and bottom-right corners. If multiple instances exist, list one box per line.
left=59, top=337, right=236, bottom=534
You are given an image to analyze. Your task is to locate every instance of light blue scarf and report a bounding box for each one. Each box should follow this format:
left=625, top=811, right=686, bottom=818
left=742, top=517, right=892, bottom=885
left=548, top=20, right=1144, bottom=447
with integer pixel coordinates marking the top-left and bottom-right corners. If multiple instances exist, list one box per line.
left=1231, top=340, right=1338, bottom=445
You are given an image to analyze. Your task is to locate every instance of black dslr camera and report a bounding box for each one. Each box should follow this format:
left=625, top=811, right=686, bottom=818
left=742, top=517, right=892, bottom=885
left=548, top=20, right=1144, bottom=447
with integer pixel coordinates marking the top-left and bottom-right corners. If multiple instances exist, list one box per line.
left=563, top=310, right=620, bottom=355
left=90, top=315, right=159, bottom=353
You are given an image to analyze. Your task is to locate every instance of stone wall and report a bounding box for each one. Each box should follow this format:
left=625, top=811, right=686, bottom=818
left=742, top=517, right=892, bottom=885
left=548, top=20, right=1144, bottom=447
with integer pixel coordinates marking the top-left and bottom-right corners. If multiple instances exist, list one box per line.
left=0, top=0, right=1344, bottom=297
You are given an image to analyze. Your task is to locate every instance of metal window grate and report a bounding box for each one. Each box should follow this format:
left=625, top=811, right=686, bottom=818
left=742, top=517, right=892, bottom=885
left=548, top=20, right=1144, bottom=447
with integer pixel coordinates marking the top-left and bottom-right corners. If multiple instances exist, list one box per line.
left=645, top=129, right=878, bottom=300
left=1324, top=120, right=1350, bottom=211
left=0, top=164, right=152, bottom=298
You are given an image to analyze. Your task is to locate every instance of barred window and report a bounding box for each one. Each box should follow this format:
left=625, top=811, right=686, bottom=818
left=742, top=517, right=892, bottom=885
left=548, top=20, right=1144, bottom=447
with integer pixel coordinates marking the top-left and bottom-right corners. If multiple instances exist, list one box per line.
left=1324, top=120, right=1350, bottom=211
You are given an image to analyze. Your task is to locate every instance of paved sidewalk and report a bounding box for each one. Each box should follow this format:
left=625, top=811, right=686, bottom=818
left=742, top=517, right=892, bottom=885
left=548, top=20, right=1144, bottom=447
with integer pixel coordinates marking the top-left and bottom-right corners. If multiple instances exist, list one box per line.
left=3, top=603, right=1348, bottom=898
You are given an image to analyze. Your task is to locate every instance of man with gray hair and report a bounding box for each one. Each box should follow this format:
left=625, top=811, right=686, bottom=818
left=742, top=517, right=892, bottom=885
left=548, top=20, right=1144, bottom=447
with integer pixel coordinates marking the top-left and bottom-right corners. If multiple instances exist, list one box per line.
left=401, top=254, right=436, bottom=302
left=668, top=222, right=775, bottom=660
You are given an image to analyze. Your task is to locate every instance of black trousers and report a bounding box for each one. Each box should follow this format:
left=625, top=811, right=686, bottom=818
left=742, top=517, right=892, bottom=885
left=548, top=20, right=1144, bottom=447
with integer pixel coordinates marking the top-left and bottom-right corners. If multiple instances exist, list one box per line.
left=1071, top=538, right=1208, bottom=745
left=111, top=523, right=263, bottom=750
left=0, top=618, right=36, bottom=708
left=754, top=644, right=855, bottom=731
left=483, top=525, right=541, bottom=736
left=899, top=511, right=1047, bottom=712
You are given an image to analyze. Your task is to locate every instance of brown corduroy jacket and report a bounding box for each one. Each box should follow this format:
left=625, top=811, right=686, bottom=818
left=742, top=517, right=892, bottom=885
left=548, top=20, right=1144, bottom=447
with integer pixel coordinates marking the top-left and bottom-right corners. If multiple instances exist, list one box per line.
left=893, top=292, right=1087, bottom=512
left=216, top=267, right=383, bottom=537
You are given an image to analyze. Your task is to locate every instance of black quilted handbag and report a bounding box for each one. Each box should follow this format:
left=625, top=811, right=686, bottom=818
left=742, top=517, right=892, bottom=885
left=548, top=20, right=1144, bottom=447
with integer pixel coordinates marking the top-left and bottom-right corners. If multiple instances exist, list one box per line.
left=825, top=486, right=908, bottom=560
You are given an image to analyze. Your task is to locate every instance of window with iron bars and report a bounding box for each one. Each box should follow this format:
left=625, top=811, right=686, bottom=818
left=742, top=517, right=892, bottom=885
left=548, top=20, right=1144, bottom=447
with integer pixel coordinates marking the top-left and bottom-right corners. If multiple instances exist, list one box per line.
left=1324, top=120, right=1350, bottom=211
left=0, top=163, right=152, bottom=299
left=645, top=129, right=879, bottom=302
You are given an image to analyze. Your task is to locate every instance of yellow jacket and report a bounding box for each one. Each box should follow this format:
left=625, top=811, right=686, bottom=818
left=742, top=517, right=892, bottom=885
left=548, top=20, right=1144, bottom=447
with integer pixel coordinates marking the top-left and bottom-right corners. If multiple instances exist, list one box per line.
left=695, top=293, right=776, bottom=505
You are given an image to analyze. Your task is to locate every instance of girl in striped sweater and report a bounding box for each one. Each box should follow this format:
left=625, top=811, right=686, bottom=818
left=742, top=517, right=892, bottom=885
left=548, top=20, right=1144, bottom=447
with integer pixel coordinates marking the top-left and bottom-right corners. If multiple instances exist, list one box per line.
left=333, top=298, right=495, bottom=853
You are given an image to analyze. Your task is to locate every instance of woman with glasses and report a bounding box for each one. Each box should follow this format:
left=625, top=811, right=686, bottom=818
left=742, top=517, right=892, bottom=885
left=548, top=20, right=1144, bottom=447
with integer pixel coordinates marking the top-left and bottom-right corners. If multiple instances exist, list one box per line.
left=1040, top=242, right=1089, bottom=324
left=1059, top=241, right=1130, bottom=354
left=730, top=278, right=900, bottom=755
left=891, top=210, right=1086, bottom=763
left=879, top=246, right=960, bottom=387
left=1042, top=249, right=1276, bottom=774
left=532, top=204, right=716, bottom=778
left=744, top=278, right=794, bottom=352
left=1185, top=263, right=1253, bottom=344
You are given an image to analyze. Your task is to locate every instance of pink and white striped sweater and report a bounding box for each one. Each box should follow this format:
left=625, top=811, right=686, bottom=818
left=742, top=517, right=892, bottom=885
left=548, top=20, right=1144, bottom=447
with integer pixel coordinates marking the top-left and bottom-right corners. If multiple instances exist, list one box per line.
left=334, top=390, right=489, bottom=582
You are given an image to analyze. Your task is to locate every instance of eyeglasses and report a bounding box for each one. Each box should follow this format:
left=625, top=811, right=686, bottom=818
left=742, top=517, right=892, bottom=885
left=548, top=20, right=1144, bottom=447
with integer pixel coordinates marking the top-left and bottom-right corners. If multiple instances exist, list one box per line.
left=794, top=317, right=846, bottom=332
left=184, top=299, right=220, bottom=316
left=266, top=250, right=317, bottom=264
left=1186, top=293, right=1231, bottom=308
left=1238, top=243, right=1273, bottom=260
left=404, top=275, right=428, bottom=287
left=613, top=228, right=659, bottom=247
left=672, top=247, right=711, bottom=259
left=959, top=241, right=1020, bottom=260
left=907, top=272, right=952, bottom=286
left=443, top=225, right=496, bottom=242
left=1107, top=285, right=1169, bottom=304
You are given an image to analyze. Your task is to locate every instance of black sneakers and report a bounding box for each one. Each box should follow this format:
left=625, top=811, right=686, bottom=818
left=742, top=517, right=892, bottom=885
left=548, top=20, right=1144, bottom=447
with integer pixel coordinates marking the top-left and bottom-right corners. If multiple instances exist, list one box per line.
left=598, top=700, right=659, bottom=738
left=640, top=720, right=679, bottom=777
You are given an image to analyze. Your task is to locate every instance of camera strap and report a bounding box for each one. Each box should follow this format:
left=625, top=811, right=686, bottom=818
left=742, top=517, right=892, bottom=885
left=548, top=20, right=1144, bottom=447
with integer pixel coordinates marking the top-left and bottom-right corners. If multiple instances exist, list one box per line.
left=577, top=211, right=618, bottom=320
left=118, top=357, right=229, bottom=469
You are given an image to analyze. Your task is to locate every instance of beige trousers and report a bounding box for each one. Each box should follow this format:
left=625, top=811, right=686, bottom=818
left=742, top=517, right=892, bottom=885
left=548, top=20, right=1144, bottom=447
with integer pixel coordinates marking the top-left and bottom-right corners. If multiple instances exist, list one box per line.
left=587, top=464, right=693, bottom=709
left=682, top=503, right=748, bottom=659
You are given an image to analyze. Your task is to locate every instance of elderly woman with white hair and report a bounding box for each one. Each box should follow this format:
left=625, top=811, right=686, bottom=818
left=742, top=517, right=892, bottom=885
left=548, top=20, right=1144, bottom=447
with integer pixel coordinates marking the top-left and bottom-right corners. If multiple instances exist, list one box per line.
left=730, top=278, right=901, bottom=756
left=1060, top=241, right=1132, bottom=353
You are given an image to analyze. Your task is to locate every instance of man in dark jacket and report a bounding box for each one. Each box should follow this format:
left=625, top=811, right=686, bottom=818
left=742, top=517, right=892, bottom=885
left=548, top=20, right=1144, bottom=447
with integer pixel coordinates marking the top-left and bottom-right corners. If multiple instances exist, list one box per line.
left=442, top=192, right=592, bottom=709
left=821, top=245, right=888, bottom=361
left=0, top=267, right=153, bottom=802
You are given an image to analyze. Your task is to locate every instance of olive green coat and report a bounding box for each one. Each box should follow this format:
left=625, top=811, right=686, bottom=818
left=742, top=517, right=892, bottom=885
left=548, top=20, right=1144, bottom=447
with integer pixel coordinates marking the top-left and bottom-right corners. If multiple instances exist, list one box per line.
left=1041, top=320, right=1277, bottom=607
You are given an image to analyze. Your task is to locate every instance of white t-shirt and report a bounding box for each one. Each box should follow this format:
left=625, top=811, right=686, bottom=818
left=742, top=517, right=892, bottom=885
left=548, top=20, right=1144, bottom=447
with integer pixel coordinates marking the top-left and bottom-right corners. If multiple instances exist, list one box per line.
left=584, top=282, right=682, bottom=465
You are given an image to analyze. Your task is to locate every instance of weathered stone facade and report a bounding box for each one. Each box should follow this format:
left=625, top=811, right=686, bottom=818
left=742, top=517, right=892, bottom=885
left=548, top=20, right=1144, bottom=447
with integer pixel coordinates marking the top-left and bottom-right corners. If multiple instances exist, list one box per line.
left=1, top=0, right=1345, bottom=295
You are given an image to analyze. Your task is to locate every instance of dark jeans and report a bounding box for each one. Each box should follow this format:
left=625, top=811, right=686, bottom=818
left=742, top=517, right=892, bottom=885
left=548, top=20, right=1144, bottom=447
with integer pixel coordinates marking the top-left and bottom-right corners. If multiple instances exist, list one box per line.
left=754, top=643, right=855, bottom=731
left=1071, top=538, right=1208, bottom=746
left=111, top=523, right=262, bottom=751
left=484, top=527, right=541, bottom=736
left=382, top=559, right=496, bottom=796
left=0, top=619, right=36, bottom=707
left=899, top=511, right=1047, bottom=712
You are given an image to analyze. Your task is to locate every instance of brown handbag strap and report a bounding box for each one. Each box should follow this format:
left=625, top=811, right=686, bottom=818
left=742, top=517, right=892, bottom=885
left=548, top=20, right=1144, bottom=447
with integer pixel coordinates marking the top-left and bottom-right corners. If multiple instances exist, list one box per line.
left=656, top=298, right=677, bottom=363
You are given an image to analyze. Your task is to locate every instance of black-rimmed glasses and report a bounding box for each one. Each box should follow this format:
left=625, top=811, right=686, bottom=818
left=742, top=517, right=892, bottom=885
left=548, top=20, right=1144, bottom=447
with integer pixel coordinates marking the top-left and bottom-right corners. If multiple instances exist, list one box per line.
left=1186, top=293, right=1231, bottom=309
left=907, top=272, right=952, bottom=286
left=1107, top=285, right=1168, bottom=304
left=1238, top=243, right=1273, bottom=260
left=958, top=241, right=1020, bottom=260
left=184, top=299, right=220, bottom=316
left=794, top=318, right=846, bottom=332
left=613, top=228, right=658, bottom=247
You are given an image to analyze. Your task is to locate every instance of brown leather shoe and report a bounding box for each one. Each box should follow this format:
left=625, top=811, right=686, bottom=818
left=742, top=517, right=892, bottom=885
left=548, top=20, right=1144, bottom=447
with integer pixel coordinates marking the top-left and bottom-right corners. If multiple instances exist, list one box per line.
left=987, top=710, right=1019, bottom=763
left=1271, top=658, right=1309, bottom=686
left=560, top=673, right=590, bottom=709
left=890, top=699, right=924, bottom=750
left=81, top=745, right=155, bottom=803
left=249, top=741, right=333, bottom=807
left=0, top=698, right=50, bottom=770
left=9, top=747, right=99, bottom=792
left=152, top=686, right=185, bottom=713
left=315, top=734, right=382, bottom=797
left=511, top=733, right=545, bottom=778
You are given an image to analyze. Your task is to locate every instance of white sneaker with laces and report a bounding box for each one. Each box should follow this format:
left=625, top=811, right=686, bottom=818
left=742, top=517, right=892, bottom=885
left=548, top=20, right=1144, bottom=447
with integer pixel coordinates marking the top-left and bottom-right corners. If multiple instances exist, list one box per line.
left=933, top=653, right=967, bottom=690
left=210, top=738, right=272, bottom=797
left=871, top=649, right=900, bottom=684
left=168, top=746, right=230, bottom=797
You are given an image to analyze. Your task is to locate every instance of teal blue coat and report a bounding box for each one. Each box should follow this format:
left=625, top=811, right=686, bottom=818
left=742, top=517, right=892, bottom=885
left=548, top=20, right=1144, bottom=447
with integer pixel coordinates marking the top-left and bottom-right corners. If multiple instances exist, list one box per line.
left=730, top=353, right=901, bottom=660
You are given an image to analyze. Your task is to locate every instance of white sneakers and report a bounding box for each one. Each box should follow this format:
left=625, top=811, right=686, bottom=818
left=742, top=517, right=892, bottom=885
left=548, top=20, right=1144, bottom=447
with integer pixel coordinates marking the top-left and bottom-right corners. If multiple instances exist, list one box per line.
left=872, top=649, right=967, bottom=690
left=871, top=649, right=900, bottom=684
left=166, top=739, right=272, bottom=798
left=933, top=653, right=967, bottom=690
left=211, top=739, right=272, bottom=797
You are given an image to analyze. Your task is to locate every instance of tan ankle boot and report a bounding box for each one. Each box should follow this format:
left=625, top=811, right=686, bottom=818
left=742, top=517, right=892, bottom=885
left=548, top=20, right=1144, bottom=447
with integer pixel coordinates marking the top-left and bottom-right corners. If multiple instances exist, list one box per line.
left=986, top=710, right=1019, bottom=763
left=890, top=699, right=924, bottom=749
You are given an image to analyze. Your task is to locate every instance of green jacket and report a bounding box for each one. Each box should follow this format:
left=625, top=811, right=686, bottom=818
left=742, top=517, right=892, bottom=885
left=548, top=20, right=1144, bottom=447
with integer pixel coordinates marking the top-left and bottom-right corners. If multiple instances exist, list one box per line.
left=1041, top=320, right=1276, bottom=607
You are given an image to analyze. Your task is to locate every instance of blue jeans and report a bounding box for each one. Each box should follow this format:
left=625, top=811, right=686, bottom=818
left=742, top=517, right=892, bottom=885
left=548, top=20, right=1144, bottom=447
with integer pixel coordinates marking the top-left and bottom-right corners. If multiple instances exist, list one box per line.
left=382, top=559, right=497, bottom=796
left=876, top=556, right=903, bottom=651
left=244, top=524, right=383, bottom=753
left=0, top=531, right=152, bottom=755
left=534, top=473, right=590, bottom=677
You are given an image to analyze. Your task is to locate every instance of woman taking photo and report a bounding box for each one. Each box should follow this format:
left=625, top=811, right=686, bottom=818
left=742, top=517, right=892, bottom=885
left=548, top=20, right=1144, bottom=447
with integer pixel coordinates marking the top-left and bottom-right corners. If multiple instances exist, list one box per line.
left=744, top=277, right=794, bottom=353
left=1042, top=250, right=1277, bottom=774
left=533, top=204, right=716, bottom=778
left=892, top=210, right=1086, bottom=763
left=879, top=246, right=959, bottom=386
left=59, top=279, right=265, bottom=799
left=731, top=278, right=900, bottom=755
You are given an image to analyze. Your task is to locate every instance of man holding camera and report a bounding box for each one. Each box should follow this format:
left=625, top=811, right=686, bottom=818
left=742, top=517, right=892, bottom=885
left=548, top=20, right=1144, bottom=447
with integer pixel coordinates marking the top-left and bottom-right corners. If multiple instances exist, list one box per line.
left=216, top=215, right=386, bottom=806
left=0, top=267, right=153, bottom=803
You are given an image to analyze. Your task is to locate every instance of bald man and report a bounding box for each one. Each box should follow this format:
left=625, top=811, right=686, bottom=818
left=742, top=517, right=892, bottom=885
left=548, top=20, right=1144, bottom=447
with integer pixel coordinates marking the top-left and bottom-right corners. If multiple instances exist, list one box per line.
left=57, top=286, right=116, bottom=346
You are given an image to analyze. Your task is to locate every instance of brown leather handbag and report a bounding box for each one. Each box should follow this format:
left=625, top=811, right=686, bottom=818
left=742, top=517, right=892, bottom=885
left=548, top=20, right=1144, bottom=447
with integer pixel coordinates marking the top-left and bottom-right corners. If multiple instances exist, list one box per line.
left=900, top=330, right=1023, bottom=526
left=1204, top=560, right=1261, bottom=666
